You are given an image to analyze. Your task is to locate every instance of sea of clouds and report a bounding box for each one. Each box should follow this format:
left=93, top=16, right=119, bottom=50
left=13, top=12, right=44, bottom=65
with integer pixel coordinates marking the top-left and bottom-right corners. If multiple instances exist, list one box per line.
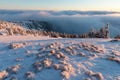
left=0, top=10, right=120, bottom=37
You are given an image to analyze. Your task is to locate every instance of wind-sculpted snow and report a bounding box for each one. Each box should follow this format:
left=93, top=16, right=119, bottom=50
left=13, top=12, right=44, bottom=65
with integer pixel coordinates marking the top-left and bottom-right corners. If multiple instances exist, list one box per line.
left=0, top=36, right=120, bottom=80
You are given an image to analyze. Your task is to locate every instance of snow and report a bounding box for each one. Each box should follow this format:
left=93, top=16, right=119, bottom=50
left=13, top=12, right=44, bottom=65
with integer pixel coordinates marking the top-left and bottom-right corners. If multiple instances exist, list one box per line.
left=0, top=35, right=120, bottom=80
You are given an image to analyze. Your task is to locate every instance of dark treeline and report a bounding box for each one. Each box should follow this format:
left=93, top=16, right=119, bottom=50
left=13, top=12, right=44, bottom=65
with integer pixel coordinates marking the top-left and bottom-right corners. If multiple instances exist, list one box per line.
left=2, top=21, right=118, bottom=39
left=25, top=24, right=110, bottom=38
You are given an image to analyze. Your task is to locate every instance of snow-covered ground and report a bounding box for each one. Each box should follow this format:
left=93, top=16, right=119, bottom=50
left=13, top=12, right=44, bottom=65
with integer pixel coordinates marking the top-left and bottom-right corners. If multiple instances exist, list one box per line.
left=0, top=35, right=120, bottom=80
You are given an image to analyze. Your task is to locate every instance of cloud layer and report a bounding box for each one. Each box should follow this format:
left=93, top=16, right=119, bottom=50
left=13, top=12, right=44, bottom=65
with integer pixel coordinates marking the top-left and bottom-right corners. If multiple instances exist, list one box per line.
left=0, top=10, right=119, bottom=18
left=0, top=10, right=120, bottom=37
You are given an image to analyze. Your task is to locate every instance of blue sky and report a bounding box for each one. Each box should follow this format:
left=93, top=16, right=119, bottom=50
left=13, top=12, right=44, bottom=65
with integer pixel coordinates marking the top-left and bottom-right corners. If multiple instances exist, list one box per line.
left=0, top=0, right=120, bottom=11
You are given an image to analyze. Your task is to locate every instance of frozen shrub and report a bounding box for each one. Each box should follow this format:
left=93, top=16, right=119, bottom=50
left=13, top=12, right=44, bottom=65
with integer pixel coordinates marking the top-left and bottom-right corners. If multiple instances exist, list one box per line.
left=112, top=50, right=120, bottom=56
left=9, top=43, right=24, bottom=49
left=41, top=47, right=46, bottom=51
left=15, top=58, right=23, bottom=62
left=84, top=78, right=92, bottom=80
left=54, top=64, right=61, bottom=70
left=87, top=44, right=106, bottom=53
left=108, top=56, right=120, bottom=63
left=37, top=53, right=46, bottom=59
left=84, top=47, right=91, bottom=51
left=50, top=50, right=56, bottom=55
left=86, top=70, right=104, bottom=80
left=25, top=71, right=35, bottom=80
left=79, top=52, right=86, bottom=57
left=54, top=63, right=75, bottom=79
left=56, top=54, right=61, bottom=59
left=0, top=70, right=8, bottom=80
left=71, top=50, right=77, bottom=55
left=33, top=61, right=43, bottom=72
left=55, top=42, right=64, bottom=49
left=54, top=64, right=63, bottom=70
left=56, top=52, right=66, bottom=59
left=80, top=34, right=89, bottom=38
left=7, top=64, right=21, bottom=74
left=82, top=24, right=110, bottom=38
left=1, top=21, right=27, bottom=35
left=59, top=60, right=68, bottom=65
left=61, top=70, right=70, bottom=79
left=49, top=44, right=54, bottom=49
left=110, top=39, right=120, bottom=42
left=63, top=64, right=75, bottom=73
left=78, top=43, right=83, bottom=48
left=88, top=53, right=98, bottom=60
left=6, top=28, right=13, bottom=35
left=65, top=48, right=71, bottom=53
left=115, top=35, right=120, bottom=39
left=61, top=64, right=75, bottom=79
left=43, top=58, right=52, bottom=68
left=26, top=50, right=33, bottom=57
left=82, top=42, right=89, bottom=47
left=10, top=76, right=18, bottom=80
left=11, top=64, right=21, bottom=73
left=67, top=46, right=73, bottom=50
left=88, top=27, right=96, bottom=38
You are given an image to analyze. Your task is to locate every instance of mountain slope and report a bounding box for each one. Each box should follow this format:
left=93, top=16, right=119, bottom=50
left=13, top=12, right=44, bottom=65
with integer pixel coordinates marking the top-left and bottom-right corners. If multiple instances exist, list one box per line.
left=0, top=36, right=120, bottom=80
left=0, top=20, right=55, bottom=31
